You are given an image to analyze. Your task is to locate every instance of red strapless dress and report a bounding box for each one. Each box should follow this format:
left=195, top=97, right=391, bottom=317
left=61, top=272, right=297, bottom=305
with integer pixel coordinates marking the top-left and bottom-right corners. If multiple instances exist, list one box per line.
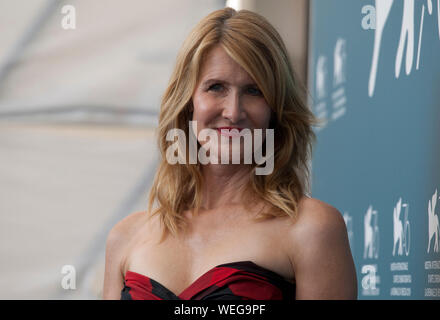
left=121, top=260, right=295, bottom=300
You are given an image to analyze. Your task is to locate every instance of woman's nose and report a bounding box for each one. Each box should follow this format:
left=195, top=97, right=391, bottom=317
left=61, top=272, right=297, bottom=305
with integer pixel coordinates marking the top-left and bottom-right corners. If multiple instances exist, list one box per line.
left=221, top=90, right=245, bottom=123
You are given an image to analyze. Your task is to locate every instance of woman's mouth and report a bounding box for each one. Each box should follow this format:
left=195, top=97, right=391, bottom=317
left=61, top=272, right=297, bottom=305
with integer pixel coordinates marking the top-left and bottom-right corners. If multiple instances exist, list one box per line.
left=216, top=127, right=243, bottom=138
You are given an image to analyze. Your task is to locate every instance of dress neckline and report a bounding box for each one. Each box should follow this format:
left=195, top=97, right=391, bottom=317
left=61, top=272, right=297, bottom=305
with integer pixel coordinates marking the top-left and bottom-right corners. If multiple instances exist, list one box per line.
left=125, top=260, right=295, bottom=299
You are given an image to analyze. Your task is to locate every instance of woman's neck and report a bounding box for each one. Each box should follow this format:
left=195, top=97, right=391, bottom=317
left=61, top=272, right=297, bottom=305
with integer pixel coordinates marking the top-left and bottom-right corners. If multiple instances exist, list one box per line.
left=200, top=164, right=252, bottom=210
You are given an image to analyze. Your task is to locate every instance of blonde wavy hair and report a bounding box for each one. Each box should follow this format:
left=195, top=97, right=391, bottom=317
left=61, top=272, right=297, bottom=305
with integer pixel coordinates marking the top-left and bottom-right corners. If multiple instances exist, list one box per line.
left=147, top=7, right=322, bottom=241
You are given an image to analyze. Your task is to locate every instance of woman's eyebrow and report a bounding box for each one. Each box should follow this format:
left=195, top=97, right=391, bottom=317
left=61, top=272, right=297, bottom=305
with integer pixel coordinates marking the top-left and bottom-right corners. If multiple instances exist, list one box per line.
left=202, top=78, right=257, bottom=87
left=202, top=78, right=226, bottom=86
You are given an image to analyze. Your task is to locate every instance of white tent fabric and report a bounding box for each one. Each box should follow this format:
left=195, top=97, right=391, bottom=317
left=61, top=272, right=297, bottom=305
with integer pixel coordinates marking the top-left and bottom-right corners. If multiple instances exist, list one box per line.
left=0, top=0, right=224, bottom=124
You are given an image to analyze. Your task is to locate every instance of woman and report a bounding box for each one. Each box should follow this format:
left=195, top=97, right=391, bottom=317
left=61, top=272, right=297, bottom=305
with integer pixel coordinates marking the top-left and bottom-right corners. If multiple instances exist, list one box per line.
left=103, top=7, right=357, bottom=300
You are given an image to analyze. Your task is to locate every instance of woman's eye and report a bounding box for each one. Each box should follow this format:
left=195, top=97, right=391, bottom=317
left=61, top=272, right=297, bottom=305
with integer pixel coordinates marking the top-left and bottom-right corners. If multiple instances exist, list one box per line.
left=208, top=83, right=223, bottom=92
left=246, top=86, right=262, bottom=96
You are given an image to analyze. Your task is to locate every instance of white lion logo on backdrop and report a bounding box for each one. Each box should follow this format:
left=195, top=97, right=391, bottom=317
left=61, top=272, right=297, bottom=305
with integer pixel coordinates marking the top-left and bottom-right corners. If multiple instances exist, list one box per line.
left=316, top=55, right=328, bottom=100
left=364, top=205, right=379, bottom=259
left=427, top=189, right=440, bottom=253
left=393, top=198, right=404, bottom=256
left=333, top=38, right=347, bottom=87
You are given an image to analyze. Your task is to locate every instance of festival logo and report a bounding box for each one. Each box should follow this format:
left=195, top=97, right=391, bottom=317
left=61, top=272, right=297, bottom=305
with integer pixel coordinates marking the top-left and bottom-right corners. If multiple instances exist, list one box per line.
left=313, top=55, right=329, bottom=131
left=343, top=211, right=354, bottom=254
left=427, top=188, right=440, bottom=253
left=316, top=55, right=328, bottom=100
left=333, top=38, right=347, bottom=87
left=368, top=0, right=440, bottom=97
left=331, top=38, right=347, bottom=121
left=392, top=197, right=411, bottom=256
left=364, top=205, right=380, bottom=259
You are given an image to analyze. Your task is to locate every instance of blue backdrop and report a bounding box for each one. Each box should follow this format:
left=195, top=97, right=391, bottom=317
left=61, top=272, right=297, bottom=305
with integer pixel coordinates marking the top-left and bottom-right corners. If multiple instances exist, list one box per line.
left=309, top=0, right=440, bottom=299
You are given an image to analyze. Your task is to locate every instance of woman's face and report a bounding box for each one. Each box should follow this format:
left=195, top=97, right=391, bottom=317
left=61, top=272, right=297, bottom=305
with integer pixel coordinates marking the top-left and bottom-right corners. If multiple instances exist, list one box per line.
left=191, top=45, right=272, bottom=164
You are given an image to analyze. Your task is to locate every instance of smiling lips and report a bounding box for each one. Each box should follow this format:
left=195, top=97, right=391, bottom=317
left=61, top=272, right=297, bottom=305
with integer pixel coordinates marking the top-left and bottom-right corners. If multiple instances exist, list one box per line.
left=216, top=127, right=244, bottom=137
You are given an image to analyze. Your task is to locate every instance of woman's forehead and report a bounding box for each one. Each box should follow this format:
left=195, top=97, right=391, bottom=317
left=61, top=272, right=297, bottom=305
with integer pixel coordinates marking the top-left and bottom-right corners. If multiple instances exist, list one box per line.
left=198, top=46, right=255, bottom=84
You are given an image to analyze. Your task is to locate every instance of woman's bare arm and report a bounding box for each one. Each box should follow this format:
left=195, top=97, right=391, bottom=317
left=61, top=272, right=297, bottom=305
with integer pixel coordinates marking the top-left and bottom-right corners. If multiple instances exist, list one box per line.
left=287, top=199, right=358, bottom=299
left=102, top=211, right=145, bottom=299
left=102, top=222, right=126, bottom=299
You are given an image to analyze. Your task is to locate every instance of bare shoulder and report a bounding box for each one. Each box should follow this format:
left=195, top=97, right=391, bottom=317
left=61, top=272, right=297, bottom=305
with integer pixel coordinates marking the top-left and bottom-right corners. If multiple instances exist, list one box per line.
left=105, top=210, right=158, bottom=267
left=106, top=211, right=148, bottom=247
left=289, top=197, right=346, bottom=236
left=103, top=211, right=150, bottom=299
left=284, top=197, right=357, bottom=299
left=280, top=196, right=347, bottom=268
